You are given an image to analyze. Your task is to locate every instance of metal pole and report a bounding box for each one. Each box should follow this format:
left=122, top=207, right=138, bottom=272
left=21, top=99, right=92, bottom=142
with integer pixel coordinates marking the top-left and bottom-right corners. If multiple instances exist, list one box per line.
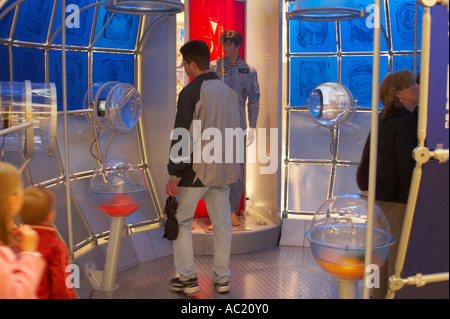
left=101, top=217, right=125, bottom=291
left=61, top=0, right=74, bottom=260
left=386, top=4, right=433, bottom=299
left=338, top=280, right=359, bottom=299
left=363, top=0, right=381, bottom=300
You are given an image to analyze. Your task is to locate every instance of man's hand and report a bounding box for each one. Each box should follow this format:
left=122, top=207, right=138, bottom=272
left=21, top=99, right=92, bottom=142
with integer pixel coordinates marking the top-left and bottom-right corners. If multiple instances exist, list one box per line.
left=166, top=179, right=180, bottom=196
left=247, top=127, right=255, bottom=146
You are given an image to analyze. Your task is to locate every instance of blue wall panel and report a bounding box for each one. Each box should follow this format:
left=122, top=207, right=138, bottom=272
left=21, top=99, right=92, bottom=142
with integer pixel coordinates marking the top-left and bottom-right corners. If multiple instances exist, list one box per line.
left=93, top=6, right=140, bottom=49
left=49, top=50, right=89, bottom=111
left=12, top=47, right=45, bottom=83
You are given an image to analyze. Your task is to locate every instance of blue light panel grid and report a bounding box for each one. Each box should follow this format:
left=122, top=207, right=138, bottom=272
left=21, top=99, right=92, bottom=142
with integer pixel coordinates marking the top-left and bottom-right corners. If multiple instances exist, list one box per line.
left=12, top=46, right=45, bottom=83
left=13, top=0, right=54, bottom=43
left=50, top=0, right=96, bottom=47
left=0, top=0, right=15, bottom=39
left=290, top=57, right=338, bottom=107
left=340, top=0, right=389, bottom=53
left=49, top=50, right=89, bottom=111
left=92, top=52, right=135, bottom=85
left=93, top=6, right=140, bottom=50
left=0, top=45, right=9, bottom=81
left=341, top=55, right=389, bottom=107
left=390, top=0, right=423, bottom=52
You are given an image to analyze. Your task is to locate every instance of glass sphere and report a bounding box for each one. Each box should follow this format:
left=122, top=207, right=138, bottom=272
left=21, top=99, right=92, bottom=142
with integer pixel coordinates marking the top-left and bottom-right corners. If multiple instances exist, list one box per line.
left=308, top=82, right=356, bottom=128
left=306, top=194, right=395, bottom=281
left=83, top=82, right=142, bottom=133
left=89, top=158, right=146, bottom=217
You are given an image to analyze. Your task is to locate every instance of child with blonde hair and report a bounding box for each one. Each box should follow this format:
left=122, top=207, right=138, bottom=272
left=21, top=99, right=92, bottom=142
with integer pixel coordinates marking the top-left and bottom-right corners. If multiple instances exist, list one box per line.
left=20, top=185, right=76, bottom=299
left=0, top=162, right=45, bottom=299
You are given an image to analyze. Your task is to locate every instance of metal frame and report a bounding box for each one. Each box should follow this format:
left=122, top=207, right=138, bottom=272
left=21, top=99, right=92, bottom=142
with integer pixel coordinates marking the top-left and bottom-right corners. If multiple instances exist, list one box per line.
left=282, top=0, right=422, bottom=218
left=0, top=0, right=181, bottom=259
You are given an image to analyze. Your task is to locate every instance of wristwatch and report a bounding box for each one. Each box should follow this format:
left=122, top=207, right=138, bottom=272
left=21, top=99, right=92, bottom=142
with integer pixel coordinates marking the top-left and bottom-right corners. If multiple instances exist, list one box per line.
left=170, top=175, right=182, bottom=181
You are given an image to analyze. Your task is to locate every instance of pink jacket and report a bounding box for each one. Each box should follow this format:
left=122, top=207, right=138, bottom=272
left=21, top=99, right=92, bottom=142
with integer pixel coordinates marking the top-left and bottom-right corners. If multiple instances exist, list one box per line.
left=0, top=246, right=45, bottom=299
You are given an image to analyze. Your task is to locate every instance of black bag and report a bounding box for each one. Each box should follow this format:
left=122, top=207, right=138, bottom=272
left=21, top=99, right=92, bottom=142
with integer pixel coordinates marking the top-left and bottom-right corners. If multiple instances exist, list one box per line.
left=163, top=196, right=179, bottom=241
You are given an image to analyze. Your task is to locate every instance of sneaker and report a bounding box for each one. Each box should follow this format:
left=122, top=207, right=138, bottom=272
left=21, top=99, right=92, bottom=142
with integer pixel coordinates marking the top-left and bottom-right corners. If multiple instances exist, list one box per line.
left=214, top=281, right=230, bottom=293
left=170, top=277, right=200, bottom=294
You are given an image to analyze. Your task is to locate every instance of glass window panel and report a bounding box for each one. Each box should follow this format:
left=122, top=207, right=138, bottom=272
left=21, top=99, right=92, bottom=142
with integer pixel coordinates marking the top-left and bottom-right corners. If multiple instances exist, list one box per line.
left=340, top=0, right=388, bottom=53
left=390, top=0, right=423, bottom=52
left=289, top=110, right=333, bottom=161
left=49, top=50, right=88, bottom=111
left=0, top=0, right=15, bottom=39
left=92, top=52, right=135, bottom=85
left=50, top=0, right=95, bottom=47
left=341, top=55, right=389, bottom=107
left=393, top=54, right=421, bottom=73
left=337, top=111, right=372, bottom=162
left=12, top=47, right=45, bottom=83
left=333, top=166, right=361, bottom=196
left=0, top=45, right=9, bottom=81
left=13, top=0, right=53, bottom=43
left=290, top=18, right=337, bottom=53
left=288, top=164, right=331, bottom=212
left=290, top=56, right=338, bottom=107
left=93, top=6, right=140, bottom=50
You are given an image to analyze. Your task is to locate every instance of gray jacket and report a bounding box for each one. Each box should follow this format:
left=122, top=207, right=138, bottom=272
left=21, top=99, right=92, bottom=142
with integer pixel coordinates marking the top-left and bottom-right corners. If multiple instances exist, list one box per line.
left=168, top=72, right=241, bottom=187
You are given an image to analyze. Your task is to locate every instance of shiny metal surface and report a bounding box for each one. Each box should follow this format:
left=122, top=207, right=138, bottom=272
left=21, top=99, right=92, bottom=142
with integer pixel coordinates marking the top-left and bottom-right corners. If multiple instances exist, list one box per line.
left=90, top=246, right=363, bottom=299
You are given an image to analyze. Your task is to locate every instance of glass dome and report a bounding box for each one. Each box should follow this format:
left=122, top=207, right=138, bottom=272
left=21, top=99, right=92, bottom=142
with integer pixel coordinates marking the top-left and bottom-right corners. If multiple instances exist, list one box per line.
left=308, top=82, right=356, bottom=128
left=306, top=194, right=395, bottom=281
left=89, top=158, right=147, bottom=217
left=83, top=82, right=142, bottom=133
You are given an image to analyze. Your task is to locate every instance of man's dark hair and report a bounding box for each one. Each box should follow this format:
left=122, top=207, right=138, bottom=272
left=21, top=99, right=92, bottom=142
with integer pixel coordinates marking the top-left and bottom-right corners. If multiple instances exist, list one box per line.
left=180, top=40, right=210, bottom=71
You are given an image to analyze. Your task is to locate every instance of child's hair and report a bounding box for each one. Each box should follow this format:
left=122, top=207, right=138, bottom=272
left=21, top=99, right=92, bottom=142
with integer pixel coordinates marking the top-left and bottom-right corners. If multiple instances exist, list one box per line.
left=0, top=162, right=23, bottom=246
left=20, top=186, right=55, bottom=225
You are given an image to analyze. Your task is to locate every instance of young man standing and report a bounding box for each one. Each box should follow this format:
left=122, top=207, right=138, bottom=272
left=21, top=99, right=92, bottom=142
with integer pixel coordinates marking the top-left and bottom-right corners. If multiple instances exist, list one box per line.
left=210, top=30, right=260, bottom=226
left=166, top=40, right=241, bottom=294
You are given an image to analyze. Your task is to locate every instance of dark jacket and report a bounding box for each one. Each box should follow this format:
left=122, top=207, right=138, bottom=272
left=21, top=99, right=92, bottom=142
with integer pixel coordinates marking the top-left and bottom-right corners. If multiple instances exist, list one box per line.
left=356, top=107, right=418, bottom=203
left=167, top=72, right=241, bottom=187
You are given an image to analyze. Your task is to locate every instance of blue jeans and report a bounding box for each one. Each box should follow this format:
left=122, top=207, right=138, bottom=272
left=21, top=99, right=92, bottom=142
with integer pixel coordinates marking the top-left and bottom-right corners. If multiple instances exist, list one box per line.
left=173, top=186, right=232, bottom=284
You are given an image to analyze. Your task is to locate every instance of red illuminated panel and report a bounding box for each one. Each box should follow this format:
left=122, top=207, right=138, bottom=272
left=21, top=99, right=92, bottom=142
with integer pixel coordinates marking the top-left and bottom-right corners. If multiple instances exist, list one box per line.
left=189, top=0, right=245, bottom=61
left=189, top=0, right=245, bottom=219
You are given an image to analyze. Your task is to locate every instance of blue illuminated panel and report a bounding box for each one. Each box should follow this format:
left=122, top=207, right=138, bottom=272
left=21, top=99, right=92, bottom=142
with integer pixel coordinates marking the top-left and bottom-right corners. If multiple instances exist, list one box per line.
left=93, top=52, right=134, bottom=85
left=390, top=0, right=423, bottom=51
left=290, top=57, right=338, bottom=107
left=0, top=45, right=9, bottom=81
left=13, top=0, right=53, bottom=43
left=341, top=55, right=389, bottom=107
left=50, top=0, right=95, bottom=47
left=340, top=0, right=388, bottom=52
left=290, top=20, right=337, bottom=53
left=12, top=47, right=45, bottom=83
left=93, top=7, right=140, bottom=49
left=393, top=54, right=421, bottom=73
left=49, top=50, right=88, bottom=111
left=0, top=0, right=15, bottom=39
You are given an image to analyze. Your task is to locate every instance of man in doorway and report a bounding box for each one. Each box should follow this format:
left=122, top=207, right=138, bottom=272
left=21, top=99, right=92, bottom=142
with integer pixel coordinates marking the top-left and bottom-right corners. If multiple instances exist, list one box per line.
left=210, top=30, right=261, bottom=227
left=166, top=40, right=241, bottom=294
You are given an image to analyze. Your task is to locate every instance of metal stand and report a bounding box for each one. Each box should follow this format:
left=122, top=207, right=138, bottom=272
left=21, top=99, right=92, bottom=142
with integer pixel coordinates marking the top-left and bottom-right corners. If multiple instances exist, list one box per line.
left=338, top=280, right=359, bottom=299
left=86, top=217, right=125, bottom=291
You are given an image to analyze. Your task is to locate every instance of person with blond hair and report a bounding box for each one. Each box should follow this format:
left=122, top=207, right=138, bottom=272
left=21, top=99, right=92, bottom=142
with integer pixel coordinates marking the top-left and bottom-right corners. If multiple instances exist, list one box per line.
left=0, top=162, right=45, bottom=299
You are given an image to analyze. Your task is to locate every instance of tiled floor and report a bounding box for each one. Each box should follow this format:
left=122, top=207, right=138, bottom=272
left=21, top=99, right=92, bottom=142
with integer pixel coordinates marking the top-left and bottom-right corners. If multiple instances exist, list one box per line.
left=90, top=245, right=363, bottom=299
